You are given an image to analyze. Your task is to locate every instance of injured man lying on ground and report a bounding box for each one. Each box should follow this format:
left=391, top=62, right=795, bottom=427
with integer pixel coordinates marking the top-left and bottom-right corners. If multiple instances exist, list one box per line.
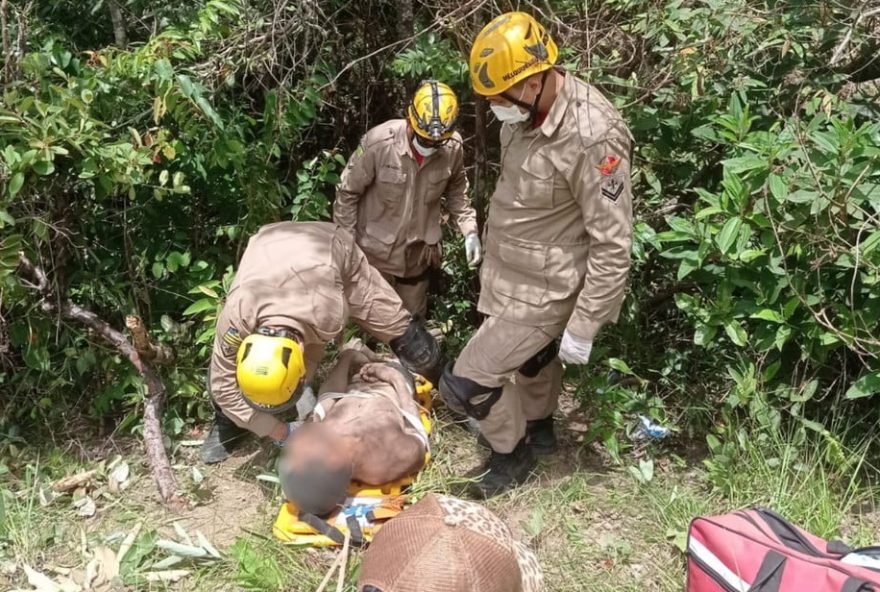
left=278, top=344, right=430, bottom=518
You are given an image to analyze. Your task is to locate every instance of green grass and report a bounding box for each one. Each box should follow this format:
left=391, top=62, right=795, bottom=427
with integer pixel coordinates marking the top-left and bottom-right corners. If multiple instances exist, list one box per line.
left=1, top=412, right=878, bottom=592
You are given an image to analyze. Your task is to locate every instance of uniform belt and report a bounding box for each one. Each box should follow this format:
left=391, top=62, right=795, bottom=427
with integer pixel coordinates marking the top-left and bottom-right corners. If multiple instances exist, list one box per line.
left=394, top=270, right=431, bottom=285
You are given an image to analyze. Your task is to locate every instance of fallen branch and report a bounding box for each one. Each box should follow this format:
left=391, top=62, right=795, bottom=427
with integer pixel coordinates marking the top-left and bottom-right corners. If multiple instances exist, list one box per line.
left=126, top=315, right=174, bottom=364
left=17, top=253, right=184, bottom=509
left=52, top=469, right=97, bottom=493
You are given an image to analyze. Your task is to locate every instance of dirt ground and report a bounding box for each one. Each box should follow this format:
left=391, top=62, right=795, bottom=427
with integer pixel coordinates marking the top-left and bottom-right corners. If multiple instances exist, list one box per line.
left=0, top=390, right=815, bottom=592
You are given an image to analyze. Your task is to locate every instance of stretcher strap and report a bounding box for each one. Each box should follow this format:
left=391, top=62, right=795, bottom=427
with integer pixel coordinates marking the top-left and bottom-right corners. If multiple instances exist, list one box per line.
left=298, top=512, right=367, bottom=548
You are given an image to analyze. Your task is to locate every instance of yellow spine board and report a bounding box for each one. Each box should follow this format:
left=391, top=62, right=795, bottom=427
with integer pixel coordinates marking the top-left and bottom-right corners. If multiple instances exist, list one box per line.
left=273, top=376, right=433, bottom=545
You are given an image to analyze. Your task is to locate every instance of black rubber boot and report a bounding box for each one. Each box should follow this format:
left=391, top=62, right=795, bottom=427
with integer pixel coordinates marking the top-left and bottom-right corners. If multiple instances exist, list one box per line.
left=477, top=417, right=557, bottom=456
left=526, top=416, right=558, bottom=456
left=468, top=437, right=536, bottom=499
left=200, top=403, right=249, bottom=464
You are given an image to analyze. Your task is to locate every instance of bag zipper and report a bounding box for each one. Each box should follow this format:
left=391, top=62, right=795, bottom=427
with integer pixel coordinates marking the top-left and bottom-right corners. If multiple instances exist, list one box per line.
left=701, top=517, right=880, bottom=585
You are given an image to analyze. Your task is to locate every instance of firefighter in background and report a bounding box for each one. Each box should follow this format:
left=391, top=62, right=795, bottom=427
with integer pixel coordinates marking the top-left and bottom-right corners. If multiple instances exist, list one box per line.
left=334, top=81, right=481, bottom=320
left=440, top=12, right=635, bottom=497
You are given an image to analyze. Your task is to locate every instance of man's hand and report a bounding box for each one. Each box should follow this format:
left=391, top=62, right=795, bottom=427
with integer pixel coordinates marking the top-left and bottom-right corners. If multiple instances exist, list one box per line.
left=558, top=329, right=593, bottom=364
left=270, top=421, right=302, bottom=447
left=465, top=233, right=482, bottom=268
left=359, top=362, right=398, bottom=384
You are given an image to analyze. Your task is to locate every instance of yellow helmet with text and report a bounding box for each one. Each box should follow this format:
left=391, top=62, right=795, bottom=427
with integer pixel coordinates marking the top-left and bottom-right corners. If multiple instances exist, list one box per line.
left=469, top=12, right=558, bottom=96
left=407, top=80, right=459, bottom=142
left=236, top=327, right=305, bottom=413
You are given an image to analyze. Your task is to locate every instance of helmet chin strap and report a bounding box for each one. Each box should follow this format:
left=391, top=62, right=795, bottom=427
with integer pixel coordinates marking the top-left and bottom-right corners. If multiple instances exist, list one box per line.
left=501, top=69, right=551, bottom=121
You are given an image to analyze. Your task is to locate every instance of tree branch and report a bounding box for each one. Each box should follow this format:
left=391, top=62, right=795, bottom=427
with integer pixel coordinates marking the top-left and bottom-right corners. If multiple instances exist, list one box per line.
left=1, top=0, right=11, bottom=87
left=17, top=253, right=184, bottom=508
left=108, top=0, right=128, bottom=48
left=126, top=315, right=174, bottom=364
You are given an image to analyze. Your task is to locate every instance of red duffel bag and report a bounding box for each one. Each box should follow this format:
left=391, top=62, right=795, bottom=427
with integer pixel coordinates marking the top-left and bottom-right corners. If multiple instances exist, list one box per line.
left=688, top=507, right=880, bottom=592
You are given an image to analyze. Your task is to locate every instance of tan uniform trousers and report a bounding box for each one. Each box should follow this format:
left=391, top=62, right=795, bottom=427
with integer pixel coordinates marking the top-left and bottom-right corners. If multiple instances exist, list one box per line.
left=381, top=272, right=430, bottom=320
left=453, top=316, right=565, bottom=454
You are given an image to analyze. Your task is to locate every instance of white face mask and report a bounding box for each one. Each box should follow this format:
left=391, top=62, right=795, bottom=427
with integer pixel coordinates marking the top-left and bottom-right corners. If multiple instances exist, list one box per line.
left=413, top=137, right=437, bottom=157
left=490, top=84, right=531, bottom=123
left=490, top=103, right=530, bottom=123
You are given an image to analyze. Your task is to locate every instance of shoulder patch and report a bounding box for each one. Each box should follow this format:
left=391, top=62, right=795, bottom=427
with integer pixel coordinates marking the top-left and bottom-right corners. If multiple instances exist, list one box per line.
left=221, top=326, right=242, bottom=356
left=595, top=155, right=621, bottom=176
left=600, top=175, right=625, bottom=203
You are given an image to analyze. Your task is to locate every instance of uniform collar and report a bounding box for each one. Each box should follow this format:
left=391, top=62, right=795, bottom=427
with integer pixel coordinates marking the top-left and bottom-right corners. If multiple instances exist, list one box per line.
left=538, top=70, right=572, bottom=138
left=393, top=120, right=413, bottom=158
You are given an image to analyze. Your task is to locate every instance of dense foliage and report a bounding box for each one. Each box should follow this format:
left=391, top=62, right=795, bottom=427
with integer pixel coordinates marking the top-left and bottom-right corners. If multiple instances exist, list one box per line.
left=1, top=0, right=878, bottom=466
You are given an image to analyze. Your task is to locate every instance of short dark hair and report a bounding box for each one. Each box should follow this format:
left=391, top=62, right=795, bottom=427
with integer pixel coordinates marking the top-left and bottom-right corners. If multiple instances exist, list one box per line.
left=280, top=458, right=351, bottom=517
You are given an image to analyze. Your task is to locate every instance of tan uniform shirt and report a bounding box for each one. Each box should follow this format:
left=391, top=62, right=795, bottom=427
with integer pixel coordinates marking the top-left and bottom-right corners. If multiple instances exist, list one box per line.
left=334, top=119, right=478, bottom=278
left=479, top=73, right=634, bottom=340
left=209, top=221, right=410, bottom=437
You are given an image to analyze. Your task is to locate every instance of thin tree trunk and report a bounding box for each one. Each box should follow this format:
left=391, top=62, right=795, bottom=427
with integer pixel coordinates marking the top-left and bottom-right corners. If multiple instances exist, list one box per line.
left=109, top=0, right=128, bottom=48
left=473, top=94, right=488, bottom=231
left=394, top=0, right=414, bottom=113
left=1, top=0, right=11, bottom=87
left=18, top=254, right=184, bottom=509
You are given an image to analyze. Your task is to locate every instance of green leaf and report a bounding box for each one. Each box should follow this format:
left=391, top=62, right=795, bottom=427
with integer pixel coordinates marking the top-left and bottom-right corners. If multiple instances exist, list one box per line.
left=8, top=172, right=24, bottom=197
left=791, top=379, right=818, bottom=403
left=750, top=309, right=784, bottom=323
left=33, top=160, right=55, bottom=176
left=196, top=285, right=219, bottom=298
left=176, top=74, right=194, bottom=98
left=151, top=262, right=164, bottom=279
left=0, top=210, right=14, bottom=227
left=159, top=170, right=169, bottom=186
left=194, top=96, right=224, bottom=129
left=723, top=156, right=766, bottom=174
left=694, top=323, right=718, bottom=346
left=155, top=59, right=174, bottom=81
left=183, top=299, right=216, bottom=315
left=768, top=173, right=786, bottom=202
left=859, top=231, right=880, bottom=256
left=716, top=217, right=743, bottom=255
left=774, top=325, right=792, bottom=351
left=81, top=89, right=94, bottom=104
left=844, top=373, right=880, bottom=399
left=724, top=320, right=748, bottom=346
left=677, top=257, right=700, bottom=280
left=607, top=358, right=634, bottom=375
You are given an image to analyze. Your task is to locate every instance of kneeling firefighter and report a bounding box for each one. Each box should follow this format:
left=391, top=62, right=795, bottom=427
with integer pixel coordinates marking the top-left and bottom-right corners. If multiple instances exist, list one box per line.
left=201, top=221, right=443, bottom=464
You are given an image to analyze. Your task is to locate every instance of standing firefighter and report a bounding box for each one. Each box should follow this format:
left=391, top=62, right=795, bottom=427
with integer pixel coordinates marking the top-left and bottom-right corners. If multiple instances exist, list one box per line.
left=201, top=221, right=443, bottom=464
left=334, top=81, right=481, bottom=319
left=440, top=13, right=634, bottom=497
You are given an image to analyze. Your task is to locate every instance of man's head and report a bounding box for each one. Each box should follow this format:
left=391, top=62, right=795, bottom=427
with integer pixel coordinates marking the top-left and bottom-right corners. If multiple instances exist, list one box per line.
left=279, top=422, right=353, bottom=517
left=468, top=12, right=558, bottom=122
left=236, top=326, right=305, bottom=414
left=406, top=80, right=459, bottom=156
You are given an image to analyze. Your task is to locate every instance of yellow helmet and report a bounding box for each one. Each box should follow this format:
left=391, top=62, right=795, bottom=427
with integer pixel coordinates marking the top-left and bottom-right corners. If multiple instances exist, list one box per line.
left=469, top=12, right=558, bottom=96
left=407, top=80, right=459, bottom=142
left=236, top=328, right=305, bottom=413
